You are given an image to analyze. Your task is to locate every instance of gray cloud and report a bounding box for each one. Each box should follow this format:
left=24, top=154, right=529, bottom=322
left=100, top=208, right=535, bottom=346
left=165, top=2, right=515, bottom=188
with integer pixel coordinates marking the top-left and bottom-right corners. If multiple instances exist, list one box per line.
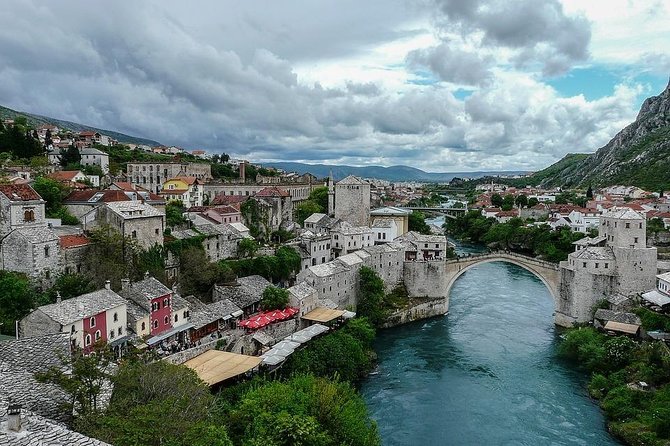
left=406, top=43, right=493, bottom=86
left=0, top=0, right=645, bottom=173
left=434, top=0, right=591, bottom=75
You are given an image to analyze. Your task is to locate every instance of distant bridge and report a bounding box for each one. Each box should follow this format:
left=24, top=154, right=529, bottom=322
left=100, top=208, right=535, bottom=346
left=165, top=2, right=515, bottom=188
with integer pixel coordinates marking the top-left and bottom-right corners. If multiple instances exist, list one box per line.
left=397, top=206, right=468, bottom=219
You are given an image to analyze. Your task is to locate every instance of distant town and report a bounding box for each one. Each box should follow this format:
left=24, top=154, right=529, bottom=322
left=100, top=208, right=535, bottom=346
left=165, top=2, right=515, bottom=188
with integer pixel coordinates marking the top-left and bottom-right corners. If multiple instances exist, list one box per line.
left=1, top=117, right=670, bottom=445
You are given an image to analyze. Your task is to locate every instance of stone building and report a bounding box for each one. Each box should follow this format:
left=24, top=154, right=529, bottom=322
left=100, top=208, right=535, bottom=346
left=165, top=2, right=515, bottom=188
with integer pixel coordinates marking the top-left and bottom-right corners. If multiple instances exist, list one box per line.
left=334, top=175, right=371, bottom=226
left=1, top=226, right=60, bottom=285
left=19, top=286, right=128, bottom=353
left=396, top=231, right=450, bottom=261
left=557, top=208, right=657, bottom=326
left=330, top=220, right=374, bottom=257
left=287, top=282, right=319, bottom=319
left=212, top=275, right=271, bottom=316
left=59, top=234, right=91, bottom=275
left=369, top=206, right=410, bottom=235
left=127, top=161, right=212, bottom=194
left=290, top=230, right=332, bottom=271
left=0, top=184, right=47, bottom=237
left=95, top=201, right=165, bottom=248
left=64, top=188, right=165, bottom=220
left=253, top=186, right=294, bottom=231
left=79, top=147, right=110, bottom=174
left=204, top=182, right=313, bottom=204
left=171, top=223, right=245, bottom=262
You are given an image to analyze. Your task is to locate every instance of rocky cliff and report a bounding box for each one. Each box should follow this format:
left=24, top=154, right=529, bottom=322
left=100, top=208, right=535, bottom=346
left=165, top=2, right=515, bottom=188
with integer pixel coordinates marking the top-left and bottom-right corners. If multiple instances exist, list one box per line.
left=530, top=79, right=670, bottom=190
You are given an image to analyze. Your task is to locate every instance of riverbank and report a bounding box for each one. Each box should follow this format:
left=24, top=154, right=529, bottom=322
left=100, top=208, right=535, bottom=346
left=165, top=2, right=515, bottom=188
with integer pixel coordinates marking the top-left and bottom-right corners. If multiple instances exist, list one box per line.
left=559, top=325, right=670, bottom=446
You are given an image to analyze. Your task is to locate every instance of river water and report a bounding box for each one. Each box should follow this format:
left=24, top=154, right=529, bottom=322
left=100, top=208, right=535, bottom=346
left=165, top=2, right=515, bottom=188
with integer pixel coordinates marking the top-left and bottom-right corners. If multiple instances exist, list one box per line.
left=360, top=218, right=618, bottom=445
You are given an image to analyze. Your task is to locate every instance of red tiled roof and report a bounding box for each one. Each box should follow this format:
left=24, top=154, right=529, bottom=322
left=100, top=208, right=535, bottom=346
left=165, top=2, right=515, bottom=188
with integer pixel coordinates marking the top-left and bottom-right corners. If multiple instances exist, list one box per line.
left=256, top=186, right=290, bottom=198
left=64, top=189, right=130, bottom=203
left=59, top=234, right=91, bottom=249
left=0, top=184, right=42, bottom=201
left=173, top=176, right=199, bottom=185
left=647, top=211, right=670, bottom=219
left=209, top=205, right=240, bottom=215
left=111, top=182, right=135, bottom=191
left=159, top=189, right=188, bottom=194
left=48, top=171, right=82, bottom=182
left=211, top=194, right=249, bottom=206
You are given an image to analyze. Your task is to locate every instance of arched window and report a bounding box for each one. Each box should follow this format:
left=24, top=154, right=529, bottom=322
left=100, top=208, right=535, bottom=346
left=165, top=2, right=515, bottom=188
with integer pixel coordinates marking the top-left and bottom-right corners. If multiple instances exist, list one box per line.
left=89, top=316, right=96, bottom=327
left=153, top=320, right=159, bottom=329
left=85, top=334, right=92, bottom=346
left=94, top=330, right=101, bottom=341
left=174, top=314, right=179, bottom=323
left=24, top=209, right=35, bottom=222
left=164, top=315, right=169, bottom=325
left=141, top=322, right=146, bottom=331
left=113, top=312, right=118, bottom=322
left=110, top=330, right=115, bottom=339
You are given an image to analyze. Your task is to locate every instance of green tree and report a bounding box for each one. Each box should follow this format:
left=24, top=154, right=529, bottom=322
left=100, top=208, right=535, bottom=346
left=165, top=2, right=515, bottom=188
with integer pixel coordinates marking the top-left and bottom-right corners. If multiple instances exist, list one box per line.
left=408, top=211, right=432, bottom=235
left=0, top=271, right=35, bottom=335
left=528, top=197, right=539, bottom=207
left=515, top=194, right=528, bottom=208
left=166, top=200, right=187, bottom=227
left=43, top=273, right=96, bottom=303
left=237, top=238, right=259, bottom=258
left=179, top=246, right=234, bottom=298
left=260, top=286, right=290, bottom=310
left=308, top=186, right=329, bottom=211
left=83, top=225, right=140, bottom=289
left=296, top=200, right=323, bottom=225
left=501, top=194, right=515, bottom=211
left=356, top=267, right=386, bottom=326
left=59, top=144, right=82, bottom=167
left=491, top=193, right=503, bottom=207
left=32, top=176, right=70, bottom=215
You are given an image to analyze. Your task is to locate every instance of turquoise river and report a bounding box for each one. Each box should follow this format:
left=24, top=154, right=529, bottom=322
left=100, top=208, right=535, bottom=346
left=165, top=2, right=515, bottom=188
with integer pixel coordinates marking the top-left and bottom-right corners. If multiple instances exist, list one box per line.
left=360, top=230, right=620, bottom=445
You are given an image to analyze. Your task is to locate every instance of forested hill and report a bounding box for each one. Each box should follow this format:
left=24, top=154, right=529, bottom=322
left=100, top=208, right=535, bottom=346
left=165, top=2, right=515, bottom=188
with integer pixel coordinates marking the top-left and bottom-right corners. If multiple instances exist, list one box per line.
left=522, top=79, right=670, bottom=191
left=0, top=105, right=161, bottom=147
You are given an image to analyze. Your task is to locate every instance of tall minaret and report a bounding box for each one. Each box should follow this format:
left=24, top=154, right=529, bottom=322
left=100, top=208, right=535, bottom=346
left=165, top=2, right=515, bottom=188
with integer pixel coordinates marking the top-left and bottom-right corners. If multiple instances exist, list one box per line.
left=327, top=169, right=335, bottom=216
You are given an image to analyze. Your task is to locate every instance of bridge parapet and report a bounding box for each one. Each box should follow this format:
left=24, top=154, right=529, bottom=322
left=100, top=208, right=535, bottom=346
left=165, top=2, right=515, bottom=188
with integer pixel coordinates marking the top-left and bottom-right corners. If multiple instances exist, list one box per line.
left=448, top=251, right=559, bottom=271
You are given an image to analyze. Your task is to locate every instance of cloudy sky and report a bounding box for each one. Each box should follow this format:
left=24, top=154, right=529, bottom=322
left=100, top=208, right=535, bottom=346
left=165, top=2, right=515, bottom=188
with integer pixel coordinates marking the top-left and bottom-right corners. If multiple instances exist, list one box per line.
left=1, top=1, right=668, bottom=172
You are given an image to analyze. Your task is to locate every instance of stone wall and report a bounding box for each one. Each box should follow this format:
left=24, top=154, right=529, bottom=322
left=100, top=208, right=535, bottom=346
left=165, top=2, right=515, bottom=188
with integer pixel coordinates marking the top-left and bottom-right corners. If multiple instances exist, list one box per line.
left=381, top=297, right=448, bottom=328
left=403, top=261, right=448, bottom=300
left=334, top=183, right=370, bottom=226
left=613, top=246, right=657, bottom=296
left=162, top=338, right=219, bottom=365
left=649, top=232, right=670, bottom=247
left=19, top=309, right=61, bottom=339
left=556, top=267, right=617, bottom=326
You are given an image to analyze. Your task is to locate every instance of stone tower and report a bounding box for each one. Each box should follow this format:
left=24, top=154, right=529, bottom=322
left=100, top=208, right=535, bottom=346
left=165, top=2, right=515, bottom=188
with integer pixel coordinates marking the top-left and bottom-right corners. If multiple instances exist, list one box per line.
left=327, top=170, right=335, bottom=216
left=334, top=175, right=370, bottom=226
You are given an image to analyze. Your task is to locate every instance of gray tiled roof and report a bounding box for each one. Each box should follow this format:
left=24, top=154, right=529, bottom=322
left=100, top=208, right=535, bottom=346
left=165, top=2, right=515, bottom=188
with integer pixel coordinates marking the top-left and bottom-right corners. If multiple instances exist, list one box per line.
left=288, top=282, right=317, bottom=300
left=214, top=275, right=270, bottom=309
left=0, top=333, right=70, bottom=374
left=574, top=247, right=616, bottom=260
left=36, top=290, right=126, bottom=326
left=119, top=277, right=172, bottom=311
left=207, top=299, right=242, bottom=319
left=105, top=201, right=163, bottom=219
left=594, top=309, right=641, bottom=325
left=0, top=396, right=111, bottom=445
left=11, top=226, right=59, bottom=244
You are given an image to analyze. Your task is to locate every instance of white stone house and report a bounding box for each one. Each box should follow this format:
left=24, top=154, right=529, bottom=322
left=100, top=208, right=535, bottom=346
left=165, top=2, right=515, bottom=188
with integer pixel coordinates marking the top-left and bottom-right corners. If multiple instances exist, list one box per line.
left=330, top=221, right=374, bottom=257
left=95, top=202, right=165, bottom=249
left=0, top=184, right=48, bottom=237
left=288, top=282, right=319, bottom=318
left=1, top=226, right=60, bottom=285
left=79, top=147, right=110, bottom=174
left=395, top=231, right=449, bottom=261
left=371, top=218, right=398, bottom=244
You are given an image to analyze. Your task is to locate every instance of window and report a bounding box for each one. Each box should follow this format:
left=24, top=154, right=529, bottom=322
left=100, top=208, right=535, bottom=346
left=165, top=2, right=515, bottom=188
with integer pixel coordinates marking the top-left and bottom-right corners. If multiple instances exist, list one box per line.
left=164, top=315, right=169, bottom=325
left=94, top=330, right=101, bottom=341
left=153, top=320, right=159, bottom=329
left=184, top=310, right=189, bottom=318
left=141, top=322, right=146, bottom=331
left=604, top=263, right=609, bottom=269
left=71, top=325, right=75, bottom=334
left=582, top=262, right=587, bottom=268
left=175, top=314, right=179, bottom=323
left=24, top=209, right=35, bottom=222
left=44, top=246, right=50, bottom=257
left=634, top=237, right=639, bottom=244
left=625, top=223, right=630, bottom=229
left=118, top=327, right=122, bottom=335
left=89, top=316, right=96, bottom=327
left=110, top=330, right=115, bottom=339
left=595, top=263, right=599, bottom=268
left=113, top=312, right=118, bottom=322
left=155, top=229, right=159, bottom=235
left=85, top=334, right=91, bottom=346
left=132, top=230, right=137, bottom=238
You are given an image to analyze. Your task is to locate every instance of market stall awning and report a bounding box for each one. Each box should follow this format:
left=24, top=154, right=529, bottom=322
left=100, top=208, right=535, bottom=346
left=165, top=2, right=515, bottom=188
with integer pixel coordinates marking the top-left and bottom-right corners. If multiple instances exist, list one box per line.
left=604, top=320, right=640, bottom=335
left=302, top=307, right=345, bottom=323
left=146, top=323, right=194, bottom=346
left=184, top=350, right=262, bottom=386
left=641, top=290, right=670, bottom=307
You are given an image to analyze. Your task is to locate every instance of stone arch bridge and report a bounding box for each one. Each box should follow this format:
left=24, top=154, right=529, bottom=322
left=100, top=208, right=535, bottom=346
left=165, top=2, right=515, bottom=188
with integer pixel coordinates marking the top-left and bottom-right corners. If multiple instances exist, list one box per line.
left=444, top=252, right=561, bottom=304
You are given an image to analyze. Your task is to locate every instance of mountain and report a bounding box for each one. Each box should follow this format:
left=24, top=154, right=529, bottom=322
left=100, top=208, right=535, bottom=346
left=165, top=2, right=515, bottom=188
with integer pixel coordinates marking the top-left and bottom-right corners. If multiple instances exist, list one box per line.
left=262, top=161, right=527, bottom=182
left=0, top=105, right=161, bottom=147
left=526, top=80, right=670, bottom=191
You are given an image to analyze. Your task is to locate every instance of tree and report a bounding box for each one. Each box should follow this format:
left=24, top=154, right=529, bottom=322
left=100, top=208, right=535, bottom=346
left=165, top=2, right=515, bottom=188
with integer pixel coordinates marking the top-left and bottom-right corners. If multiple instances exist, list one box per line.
left=179, top=245, right=234, bottom=298
left=0, top=271, right=35, bottom=335
left=501, top=194, right=515, bottom=211
left=237, top=238, right=259, bottom=258
left=260, top=286, right=290, bottom=310
left=408, top=211, right=431, bottom=235
left=59, top=144, right=81, bottom=167
left=80, top=360, right=222, bottom=446
left=36, top=343, right=114, bottom=415
left=308, top=186, right=329, bottom=211
left=166, top=200, right=187, bottom=227
left=43, top=273, right=96, bottom=303
left=32, top=176, right=70, bottom=215
left=83, top=225, right=140, bottom=289
left=515, top=194, right=528, bottom=208
left=528, top=197, right=539, bottom=207
left=491, top=193, right=503, bottom=207
left=296, top=200, right=323, bottom=225
left=356, top=267, right=386, bottom=327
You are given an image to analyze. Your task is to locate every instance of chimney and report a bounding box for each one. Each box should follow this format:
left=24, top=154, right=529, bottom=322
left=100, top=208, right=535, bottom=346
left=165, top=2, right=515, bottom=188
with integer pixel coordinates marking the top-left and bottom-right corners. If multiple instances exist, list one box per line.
left=239, top=161, right=246, bottom=183
left=104, top=280, right=111, bottom=290
left=121, top=278, right=130, bottom=291
left=56, top=291, right=61, bottom=304
left=7, top=402, right=22, bottom=432
left=144, top=271, right=150, bottom=279
left=171, top=283, right=178, bottom=294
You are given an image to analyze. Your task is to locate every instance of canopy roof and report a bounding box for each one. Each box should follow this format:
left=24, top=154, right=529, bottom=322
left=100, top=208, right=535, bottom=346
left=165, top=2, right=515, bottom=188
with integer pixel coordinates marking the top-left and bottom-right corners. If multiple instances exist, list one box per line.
left=184, top=350, right=262, bottom=386
left=604, top=320, right=640, bottom=334
left=302, top=307, right=345, bottom=323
